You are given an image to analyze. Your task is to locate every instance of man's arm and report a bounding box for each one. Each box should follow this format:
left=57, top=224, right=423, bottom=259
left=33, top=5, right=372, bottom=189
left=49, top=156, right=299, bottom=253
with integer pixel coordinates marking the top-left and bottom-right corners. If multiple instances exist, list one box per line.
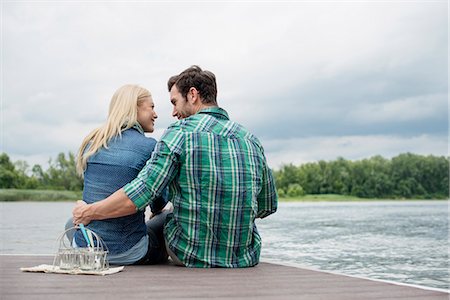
left=72, top=189, right=137, bottom=225
left=256, top=159, right=278, bottom=219
left=73, top=131, right=183, bottom=225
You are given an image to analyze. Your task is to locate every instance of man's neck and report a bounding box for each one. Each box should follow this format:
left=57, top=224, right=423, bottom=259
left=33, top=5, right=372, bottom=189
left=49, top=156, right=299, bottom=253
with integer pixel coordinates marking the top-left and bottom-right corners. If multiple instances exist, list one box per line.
left=194, top=103, right=218, bottom=114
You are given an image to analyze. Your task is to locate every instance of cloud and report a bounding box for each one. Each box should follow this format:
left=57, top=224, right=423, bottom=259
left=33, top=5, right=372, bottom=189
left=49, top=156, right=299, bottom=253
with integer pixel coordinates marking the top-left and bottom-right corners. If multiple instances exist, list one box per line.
left=263, top=134, right=448, bottom=169
left=349, top=93, right=447, bottom=124
left=2, top=2, right=448, bottom=169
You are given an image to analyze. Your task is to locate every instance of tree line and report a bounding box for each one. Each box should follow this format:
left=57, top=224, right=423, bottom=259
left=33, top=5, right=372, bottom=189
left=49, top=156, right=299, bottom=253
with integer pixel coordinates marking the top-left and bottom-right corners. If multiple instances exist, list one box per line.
left=0, top=152, right=82, bottom=191
left=274, top=153, right=449, bottom=199
left=1, top=152, right=449, bottom=199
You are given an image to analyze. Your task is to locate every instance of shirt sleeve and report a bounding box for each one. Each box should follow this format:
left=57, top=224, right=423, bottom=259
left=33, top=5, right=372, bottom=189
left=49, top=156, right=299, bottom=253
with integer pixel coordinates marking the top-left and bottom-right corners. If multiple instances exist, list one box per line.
left=123, top=140, right=180, bottom=211
left=256, top=158, right=278, bottom=219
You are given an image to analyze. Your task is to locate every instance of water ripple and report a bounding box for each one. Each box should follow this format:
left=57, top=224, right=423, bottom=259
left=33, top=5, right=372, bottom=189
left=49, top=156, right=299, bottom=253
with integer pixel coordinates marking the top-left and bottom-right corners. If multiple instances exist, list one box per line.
left=257, top=200, right=449, bottom=290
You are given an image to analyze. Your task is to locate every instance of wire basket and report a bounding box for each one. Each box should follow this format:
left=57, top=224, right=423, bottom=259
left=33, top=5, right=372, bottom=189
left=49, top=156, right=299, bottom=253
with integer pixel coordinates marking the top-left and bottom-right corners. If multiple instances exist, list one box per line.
left=53, top=226, right=109, bottom=272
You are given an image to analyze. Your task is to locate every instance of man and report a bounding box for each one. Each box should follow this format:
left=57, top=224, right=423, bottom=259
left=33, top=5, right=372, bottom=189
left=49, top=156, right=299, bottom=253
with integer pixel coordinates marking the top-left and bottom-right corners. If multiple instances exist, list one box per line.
left=73, top=66, right=278, bottom=267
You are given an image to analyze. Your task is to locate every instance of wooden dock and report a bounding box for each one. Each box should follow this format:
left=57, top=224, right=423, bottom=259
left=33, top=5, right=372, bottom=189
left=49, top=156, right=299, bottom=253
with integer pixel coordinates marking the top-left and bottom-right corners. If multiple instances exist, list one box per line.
left=0, top=255, right=448, bottom=299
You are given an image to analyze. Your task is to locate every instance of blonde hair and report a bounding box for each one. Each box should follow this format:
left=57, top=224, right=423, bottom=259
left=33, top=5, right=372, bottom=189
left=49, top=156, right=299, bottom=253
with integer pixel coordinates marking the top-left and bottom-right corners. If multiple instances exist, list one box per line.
left=76, top=84, right=152, bottom=176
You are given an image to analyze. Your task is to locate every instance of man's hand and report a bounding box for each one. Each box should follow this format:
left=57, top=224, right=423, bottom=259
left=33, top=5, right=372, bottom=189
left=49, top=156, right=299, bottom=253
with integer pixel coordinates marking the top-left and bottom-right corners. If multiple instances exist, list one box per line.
left=72, top=200, right=91, bottom=226
left=71, top=189, right=138, bottom=225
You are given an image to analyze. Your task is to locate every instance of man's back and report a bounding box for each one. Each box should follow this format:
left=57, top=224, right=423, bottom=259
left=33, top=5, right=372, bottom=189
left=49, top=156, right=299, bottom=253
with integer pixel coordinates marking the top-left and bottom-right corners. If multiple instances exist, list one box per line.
left=73, top=66, right=277, bottom=268
left=127, top=107, right=277, bottom=267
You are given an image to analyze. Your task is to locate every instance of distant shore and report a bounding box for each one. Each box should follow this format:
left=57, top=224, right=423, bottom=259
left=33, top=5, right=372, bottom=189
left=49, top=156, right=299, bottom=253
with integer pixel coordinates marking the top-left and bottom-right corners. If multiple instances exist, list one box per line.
left=0, top=189, right=447, bottom=202
left=279, top=194, right=448, bottom=201
left=0, top=189, right=82, bottom=202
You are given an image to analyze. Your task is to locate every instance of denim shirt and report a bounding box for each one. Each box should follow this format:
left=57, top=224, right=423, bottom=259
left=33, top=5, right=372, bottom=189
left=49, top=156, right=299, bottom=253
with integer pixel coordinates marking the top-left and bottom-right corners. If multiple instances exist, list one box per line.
left=74, top=125, right=166, bottom=255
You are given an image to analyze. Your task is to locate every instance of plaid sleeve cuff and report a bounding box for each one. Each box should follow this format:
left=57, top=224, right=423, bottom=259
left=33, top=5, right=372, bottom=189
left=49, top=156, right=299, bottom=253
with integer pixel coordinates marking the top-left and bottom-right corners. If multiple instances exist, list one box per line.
left=123, top=179, right=152, bottom=211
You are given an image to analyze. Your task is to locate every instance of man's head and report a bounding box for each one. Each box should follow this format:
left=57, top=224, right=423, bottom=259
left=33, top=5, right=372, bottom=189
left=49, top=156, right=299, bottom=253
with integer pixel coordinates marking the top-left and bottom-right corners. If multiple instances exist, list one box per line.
left=168, top=66, right=218, bottom=119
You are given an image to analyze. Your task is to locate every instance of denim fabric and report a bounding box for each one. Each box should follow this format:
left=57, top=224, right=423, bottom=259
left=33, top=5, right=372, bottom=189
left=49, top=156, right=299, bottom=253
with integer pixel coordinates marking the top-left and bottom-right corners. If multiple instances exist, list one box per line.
left=107, top=235, right=149, bottom=265
left=134, top=210, right=170, bottom=265
left=74, top=127, right=167, bottom=255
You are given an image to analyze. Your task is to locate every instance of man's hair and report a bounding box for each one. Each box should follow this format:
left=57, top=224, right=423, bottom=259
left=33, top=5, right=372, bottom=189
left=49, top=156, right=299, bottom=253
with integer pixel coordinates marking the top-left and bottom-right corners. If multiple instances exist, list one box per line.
left=167, top=65, right=217, bottom=104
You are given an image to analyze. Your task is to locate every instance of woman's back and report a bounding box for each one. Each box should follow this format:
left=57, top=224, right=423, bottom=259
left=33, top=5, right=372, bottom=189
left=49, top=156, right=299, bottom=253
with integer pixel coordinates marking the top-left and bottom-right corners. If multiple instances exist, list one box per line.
left=75, top=126, right=156, bottom=254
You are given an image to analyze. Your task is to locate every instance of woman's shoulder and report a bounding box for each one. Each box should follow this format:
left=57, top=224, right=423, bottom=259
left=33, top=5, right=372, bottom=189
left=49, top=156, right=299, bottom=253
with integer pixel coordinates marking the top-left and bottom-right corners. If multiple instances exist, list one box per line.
left=120, top=128, right=157, bottom=148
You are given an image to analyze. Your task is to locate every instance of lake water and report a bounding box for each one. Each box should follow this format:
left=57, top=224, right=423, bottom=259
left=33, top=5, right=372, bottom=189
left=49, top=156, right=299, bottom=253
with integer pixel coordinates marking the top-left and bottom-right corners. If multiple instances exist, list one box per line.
left=0, top=201, right=448, bottom=290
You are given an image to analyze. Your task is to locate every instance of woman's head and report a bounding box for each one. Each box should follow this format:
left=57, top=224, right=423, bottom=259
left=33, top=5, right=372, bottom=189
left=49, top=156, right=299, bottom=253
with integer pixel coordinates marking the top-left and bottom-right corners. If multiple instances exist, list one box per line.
left=76, top=84, right=158, bottom=176
left=109, top=84, right=158, bottom=133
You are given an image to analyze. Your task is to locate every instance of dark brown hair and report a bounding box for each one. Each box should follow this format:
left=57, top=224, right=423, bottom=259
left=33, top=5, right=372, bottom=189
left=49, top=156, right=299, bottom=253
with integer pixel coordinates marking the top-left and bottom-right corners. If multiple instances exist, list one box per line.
left=167, top=65, right=217, bottom=104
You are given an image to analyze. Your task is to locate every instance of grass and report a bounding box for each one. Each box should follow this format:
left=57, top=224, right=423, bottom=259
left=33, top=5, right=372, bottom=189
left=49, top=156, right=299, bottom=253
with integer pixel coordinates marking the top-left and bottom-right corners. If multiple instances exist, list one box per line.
left=0, top=189, right=82, bottom=202
left=279, top=194, right=448, bottom=202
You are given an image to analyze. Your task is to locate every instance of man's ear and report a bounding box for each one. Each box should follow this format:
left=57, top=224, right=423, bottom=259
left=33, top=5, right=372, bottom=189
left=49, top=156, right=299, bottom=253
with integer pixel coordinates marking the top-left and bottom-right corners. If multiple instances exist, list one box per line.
left=188, top=87, right=199, bottom=104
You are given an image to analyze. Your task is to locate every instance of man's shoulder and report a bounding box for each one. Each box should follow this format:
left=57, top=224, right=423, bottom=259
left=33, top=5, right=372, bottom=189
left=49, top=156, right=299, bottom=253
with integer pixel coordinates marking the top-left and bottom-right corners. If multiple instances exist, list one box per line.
left=162, top=113, right=261, bottom=144
left=223, top=120, right=261, bottom=142
left=163, top=115, right=202, bottom=135
left=159, top=121, right=187, bottom=151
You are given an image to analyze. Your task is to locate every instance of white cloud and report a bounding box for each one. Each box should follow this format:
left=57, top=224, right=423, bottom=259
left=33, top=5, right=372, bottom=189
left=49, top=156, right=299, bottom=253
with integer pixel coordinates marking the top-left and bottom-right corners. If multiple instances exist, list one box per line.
left=2, top=2, right=447, bottom=170
left=348, top=93, right=447, bottom=124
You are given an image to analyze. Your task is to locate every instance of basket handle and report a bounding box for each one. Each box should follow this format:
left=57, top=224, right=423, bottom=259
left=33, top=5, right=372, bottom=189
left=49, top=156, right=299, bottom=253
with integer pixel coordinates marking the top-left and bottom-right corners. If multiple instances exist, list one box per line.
left=57, top=226, right=109, bottom=253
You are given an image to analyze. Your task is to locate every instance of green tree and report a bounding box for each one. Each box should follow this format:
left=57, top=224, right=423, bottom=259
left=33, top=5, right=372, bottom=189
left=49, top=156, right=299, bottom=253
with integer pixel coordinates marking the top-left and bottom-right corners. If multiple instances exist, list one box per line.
left=287, top=183, right=305, bottom=197
left=301, top=163, right=322, bottom=194
left=329, top=157, right=352, bottom=195
left=277, top=188, right=286, bottom=198
left=0, top=153, right=19, bottom=188
left=46, top=152, right=83, bottom=191
left=273, top=153, right=448, bottom=199
left=0, top=152, right=83, bottom=191
left=13, top=160, right=40, bottom=189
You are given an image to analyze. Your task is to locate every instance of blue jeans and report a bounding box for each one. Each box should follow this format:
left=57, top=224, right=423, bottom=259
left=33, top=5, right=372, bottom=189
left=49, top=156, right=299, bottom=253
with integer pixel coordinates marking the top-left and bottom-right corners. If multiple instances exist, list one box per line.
left=136, top=210, right=169, bottom=264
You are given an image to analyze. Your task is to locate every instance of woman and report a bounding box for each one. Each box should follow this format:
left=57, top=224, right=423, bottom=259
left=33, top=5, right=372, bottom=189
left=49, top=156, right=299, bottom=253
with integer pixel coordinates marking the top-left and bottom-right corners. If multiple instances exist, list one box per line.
left=68, top=84, right=168, bottom=265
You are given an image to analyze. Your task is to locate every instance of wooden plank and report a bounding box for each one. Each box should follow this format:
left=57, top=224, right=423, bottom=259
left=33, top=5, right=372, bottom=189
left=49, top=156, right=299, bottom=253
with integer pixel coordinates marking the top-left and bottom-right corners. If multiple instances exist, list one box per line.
left=0, top=255, right=447, bottom=300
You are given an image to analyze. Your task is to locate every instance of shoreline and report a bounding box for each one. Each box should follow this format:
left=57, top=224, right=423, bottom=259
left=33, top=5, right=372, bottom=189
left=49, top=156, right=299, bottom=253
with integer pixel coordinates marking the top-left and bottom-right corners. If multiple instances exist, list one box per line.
left=279, top=196, right=449, bottom=202
left=1, top=199, right=448, bottom=203
left=0, top=189, right=448, bottom=202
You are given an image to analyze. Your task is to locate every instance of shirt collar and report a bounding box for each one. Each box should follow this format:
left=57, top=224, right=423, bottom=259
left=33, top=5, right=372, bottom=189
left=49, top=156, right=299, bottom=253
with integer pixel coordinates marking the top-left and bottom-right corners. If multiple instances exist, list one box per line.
left=197, top=107, right=229, bottom=120
left=131, top=123, right=145, bottom=134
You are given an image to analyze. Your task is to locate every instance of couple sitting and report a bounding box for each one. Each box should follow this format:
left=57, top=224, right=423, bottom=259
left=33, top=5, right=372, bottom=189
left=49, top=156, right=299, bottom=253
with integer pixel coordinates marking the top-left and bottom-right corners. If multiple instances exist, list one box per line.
left=68, top=66, right=278, bottom=268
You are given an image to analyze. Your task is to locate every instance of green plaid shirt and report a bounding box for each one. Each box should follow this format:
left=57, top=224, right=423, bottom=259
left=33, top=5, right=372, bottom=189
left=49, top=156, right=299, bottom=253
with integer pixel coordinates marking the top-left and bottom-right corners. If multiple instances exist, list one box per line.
left=124, top=107, right=277, bottom=267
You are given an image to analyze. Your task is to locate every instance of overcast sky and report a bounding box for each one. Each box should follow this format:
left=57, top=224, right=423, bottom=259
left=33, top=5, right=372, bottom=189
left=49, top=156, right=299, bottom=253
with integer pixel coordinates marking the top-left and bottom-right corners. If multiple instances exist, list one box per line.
left=1, top=1, right=448, bottom=170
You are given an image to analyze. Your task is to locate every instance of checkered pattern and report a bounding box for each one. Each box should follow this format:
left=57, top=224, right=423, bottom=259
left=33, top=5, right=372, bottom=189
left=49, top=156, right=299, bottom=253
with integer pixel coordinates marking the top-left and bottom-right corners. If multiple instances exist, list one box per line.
left=124, top=107, right=277, bottom=267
